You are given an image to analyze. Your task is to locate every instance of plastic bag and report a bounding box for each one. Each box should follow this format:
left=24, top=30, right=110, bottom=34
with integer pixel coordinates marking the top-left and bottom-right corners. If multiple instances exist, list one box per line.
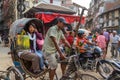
left=16, top=35, right=30, bottom=49
left=36, top=39, right=44, bottom=50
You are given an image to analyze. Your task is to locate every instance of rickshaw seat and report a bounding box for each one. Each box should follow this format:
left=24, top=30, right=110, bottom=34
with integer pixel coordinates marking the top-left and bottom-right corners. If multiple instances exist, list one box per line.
left=19, top=57, right=34, bottom=73
left=13, top=51, right=33, bottom=73
left=12, top=47, right=34, bottom=73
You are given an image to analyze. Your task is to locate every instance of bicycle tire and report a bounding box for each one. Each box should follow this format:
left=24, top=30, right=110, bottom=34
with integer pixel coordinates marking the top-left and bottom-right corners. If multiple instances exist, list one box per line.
left=80, top=74, right=98, bottom=80
left=6, top=66, right=24, bottom=80
left=61, top=73, right=98, bottom=80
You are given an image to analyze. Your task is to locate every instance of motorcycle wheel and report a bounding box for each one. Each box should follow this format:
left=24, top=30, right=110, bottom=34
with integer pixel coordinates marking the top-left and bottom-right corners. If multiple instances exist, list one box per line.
left=97, top=60, right=114, bottom=79
left=107, top=70, right=120, bottom=80
left=107, top=75, right=120, bottom=80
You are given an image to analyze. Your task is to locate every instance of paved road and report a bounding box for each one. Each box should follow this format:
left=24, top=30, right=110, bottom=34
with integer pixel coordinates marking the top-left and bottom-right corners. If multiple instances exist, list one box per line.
left=0, top=43, right=117, bottom=80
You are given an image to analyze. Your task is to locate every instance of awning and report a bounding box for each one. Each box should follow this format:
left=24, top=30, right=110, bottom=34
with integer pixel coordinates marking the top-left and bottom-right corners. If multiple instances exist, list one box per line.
left=33, top=2, right=76, bottom=14
left=24, top=2, right=76, bottom=16
left=35, top=12, right=85, bottom=24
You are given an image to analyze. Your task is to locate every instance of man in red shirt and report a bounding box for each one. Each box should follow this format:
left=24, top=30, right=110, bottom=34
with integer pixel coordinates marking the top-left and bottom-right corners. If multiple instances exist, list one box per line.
left=66, top=31, right=74, bottom=46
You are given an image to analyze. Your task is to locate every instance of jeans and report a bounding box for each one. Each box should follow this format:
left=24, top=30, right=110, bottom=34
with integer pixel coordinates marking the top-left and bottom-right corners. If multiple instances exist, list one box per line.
left=35, top=50, right=44, bottom=69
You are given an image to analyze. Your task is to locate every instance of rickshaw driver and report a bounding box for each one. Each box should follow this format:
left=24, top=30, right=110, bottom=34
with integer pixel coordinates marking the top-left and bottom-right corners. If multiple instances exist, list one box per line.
left=42, top=17, right=71, bottom=80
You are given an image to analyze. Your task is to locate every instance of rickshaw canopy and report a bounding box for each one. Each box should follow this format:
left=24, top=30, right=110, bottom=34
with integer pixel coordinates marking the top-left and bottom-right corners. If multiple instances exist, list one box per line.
left=9, top=18, right=43, bottom=38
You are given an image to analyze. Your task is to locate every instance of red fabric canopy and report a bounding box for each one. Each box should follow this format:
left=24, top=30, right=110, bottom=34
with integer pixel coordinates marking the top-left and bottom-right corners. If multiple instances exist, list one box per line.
left=35, top=13, right=85, bottom=24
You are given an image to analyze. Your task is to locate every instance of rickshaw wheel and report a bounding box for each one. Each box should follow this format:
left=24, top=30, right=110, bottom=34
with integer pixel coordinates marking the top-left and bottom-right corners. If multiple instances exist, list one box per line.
left=6, top=66, right=24, bottom=80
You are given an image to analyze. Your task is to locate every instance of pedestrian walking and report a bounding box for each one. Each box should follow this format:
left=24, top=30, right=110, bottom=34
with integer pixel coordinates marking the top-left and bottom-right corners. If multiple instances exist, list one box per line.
left=96, top=31, right=106, bottom=59
left=110, top=30, right=120, bottom=58
left=103, top=29, right=110, bottom=53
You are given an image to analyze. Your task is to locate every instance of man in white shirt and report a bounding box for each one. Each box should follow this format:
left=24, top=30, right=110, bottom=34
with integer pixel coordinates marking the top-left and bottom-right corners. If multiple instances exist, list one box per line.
left=111, top=30, right=120, bottom=58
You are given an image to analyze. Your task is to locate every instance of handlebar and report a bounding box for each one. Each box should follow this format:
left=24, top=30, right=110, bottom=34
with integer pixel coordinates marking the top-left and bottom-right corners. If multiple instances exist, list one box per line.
left=58, top=54, right=79, bottom=63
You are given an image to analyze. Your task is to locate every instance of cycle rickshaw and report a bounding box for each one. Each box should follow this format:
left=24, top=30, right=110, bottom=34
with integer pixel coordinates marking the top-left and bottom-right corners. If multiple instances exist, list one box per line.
left=9, top=18, right=99, bottom=80
left=9, top=18, right=56, bottom=80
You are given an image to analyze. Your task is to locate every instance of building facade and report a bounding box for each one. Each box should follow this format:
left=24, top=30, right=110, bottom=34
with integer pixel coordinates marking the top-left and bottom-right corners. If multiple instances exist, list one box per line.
left=99, top=6, right=120, bottom=33
left=61, top=0, right=81, bottom=15
left=0, top=0, right=16, bottom=34
left=0, top=0, right=4, bottom=33
left=87, top=0, right=120, bottom=33
left=86, top=0, right=104, bottom=32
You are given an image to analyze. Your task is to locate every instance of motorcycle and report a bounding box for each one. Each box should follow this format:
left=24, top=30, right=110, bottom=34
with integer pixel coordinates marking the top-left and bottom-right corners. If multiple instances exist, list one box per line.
left=98, top=59, right=120, bottom=79
left=107, top=70, right=120, bottom=80
left=75, top=44, right=114, bottom=79
left=77, top=44, right=102, bottom=70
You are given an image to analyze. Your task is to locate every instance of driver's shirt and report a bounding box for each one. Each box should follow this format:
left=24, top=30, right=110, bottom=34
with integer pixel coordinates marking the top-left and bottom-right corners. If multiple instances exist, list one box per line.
left=42, top=25, right=65, bottom=54
left=76, top=37, right=88, bottom=53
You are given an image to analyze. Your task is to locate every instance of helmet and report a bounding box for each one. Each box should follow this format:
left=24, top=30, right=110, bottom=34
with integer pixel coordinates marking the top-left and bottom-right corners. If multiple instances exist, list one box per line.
left=94, top=46, right=102, bottom=57
left=78, top=30, right=85, bottom=37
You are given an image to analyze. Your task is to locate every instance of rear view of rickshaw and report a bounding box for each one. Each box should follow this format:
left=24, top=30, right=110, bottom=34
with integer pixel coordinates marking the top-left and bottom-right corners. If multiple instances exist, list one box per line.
left=9, top=18, right=56, bottom=80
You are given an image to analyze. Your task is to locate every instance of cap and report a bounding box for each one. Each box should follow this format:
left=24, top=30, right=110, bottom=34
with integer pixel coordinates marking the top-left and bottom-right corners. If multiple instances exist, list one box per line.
left=103, top=29, right=106, bottom=31
left=58, top=17, right=68, bottom=25
left=113, top=30, right=117, bottom=33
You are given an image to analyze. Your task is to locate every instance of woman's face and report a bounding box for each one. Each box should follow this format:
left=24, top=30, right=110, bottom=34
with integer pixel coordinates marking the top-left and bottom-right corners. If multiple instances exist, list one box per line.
left=29, top=25, right=35, bottom=33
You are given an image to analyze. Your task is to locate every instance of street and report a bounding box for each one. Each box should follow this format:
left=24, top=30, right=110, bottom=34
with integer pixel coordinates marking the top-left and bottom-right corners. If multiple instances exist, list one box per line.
left=0, top=0, right=120, bottom=80
left=0, top=43, right=115, bottom=80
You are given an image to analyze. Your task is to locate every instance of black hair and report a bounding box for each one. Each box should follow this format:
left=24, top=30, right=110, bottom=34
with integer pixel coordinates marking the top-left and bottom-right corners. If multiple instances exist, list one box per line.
left=29, top=23, right=36, bottom=28
left=25, top=23, right=36, bottom=33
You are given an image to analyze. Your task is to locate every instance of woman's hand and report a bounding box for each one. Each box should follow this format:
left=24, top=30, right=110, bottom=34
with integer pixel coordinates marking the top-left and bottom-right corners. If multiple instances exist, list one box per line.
left=34, top=28, right=38, bottom=32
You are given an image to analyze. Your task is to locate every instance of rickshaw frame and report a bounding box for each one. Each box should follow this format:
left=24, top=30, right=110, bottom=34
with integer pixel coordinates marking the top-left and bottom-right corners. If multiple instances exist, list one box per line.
left=9, top=18, right=53, bottom=79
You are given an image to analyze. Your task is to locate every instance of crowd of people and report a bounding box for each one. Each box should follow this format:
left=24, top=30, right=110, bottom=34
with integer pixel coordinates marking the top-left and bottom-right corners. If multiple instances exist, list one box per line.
left=8, top=17, right=120, bottom=80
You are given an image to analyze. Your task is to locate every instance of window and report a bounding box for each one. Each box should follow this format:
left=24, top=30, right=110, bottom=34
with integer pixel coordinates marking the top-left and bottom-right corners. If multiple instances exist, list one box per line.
left=106, top=20, right=109, bottom=27
left=111, top=11, right=114, bottom=19
left=99, top=18, right=103, bottom=23
left=112, top=20, right=114, bottom=26
left=109, top=20, right=112, bottom=26
left=61, top=0, right=66, bottom=4
left=109, top=12, right=112, bottom=19
left=119, top=10, right=120, bottom=18
left=119, top=19, right=120, bottom=26
left=115, top=10, right=119, bottom=18
left=104, top=22, right=107, bottom=27
left=24, top=1, right=29, bottom=8
left=103, top=14, right=106, bottom=22
left=114, top=19, right=119, bottom=26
